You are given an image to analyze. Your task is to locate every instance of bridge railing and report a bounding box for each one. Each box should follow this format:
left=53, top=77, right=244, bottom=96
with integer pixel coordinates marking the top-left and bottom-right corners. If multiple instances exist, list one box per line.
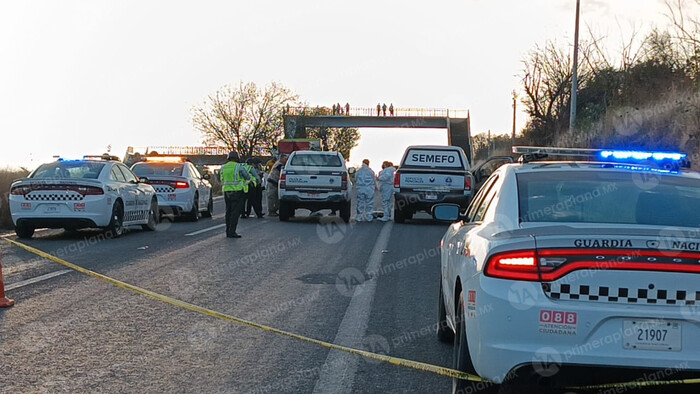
left=285, top=106, right=468, bottom=118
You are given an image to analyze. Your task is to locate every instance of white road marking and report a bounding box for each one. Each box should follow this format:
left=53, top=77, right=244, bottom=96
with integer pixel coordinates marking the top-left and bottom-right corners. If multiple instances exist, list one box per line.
left=5, top=270, right=72, bottom=291
left=312, top=222, right=393, bottom=394
left=184, top=224, right=226, bottom=236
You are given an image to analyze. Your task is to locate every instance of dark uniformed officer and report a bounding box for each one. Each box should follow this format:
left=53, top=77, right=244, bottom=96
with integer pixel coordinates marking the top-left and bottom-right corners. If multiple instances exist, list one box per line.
left=242, top=158, right=263, bottom=218
left=220, top=151, right=250, bottom=238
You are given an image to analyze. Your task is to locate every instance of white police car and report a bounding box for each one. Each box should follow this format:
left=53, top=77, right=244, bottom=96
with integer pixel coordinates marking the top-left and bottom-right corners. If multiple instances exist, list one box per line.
left=9, top=155, right=158, bottom=239
left=433, top=147, right=700, bottom=392
left=131, top=157, right=213, bottom=221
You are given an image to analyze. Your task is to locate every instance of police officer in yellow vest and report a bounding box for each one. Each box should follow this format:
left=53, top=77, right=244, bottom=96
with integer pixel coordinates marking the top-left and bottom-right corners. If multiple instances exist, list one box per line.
left=220, top=151, right=251, bottom=238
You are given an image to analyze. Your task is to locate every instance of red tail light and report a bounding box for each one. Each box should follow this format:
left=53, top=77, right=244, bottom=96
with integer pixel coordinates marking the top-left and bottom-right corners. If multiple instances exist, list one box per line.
left=485, top=250, right=540, bottom=281
left=76, top=186, right=104, bottom=195
left=10, top=186, right=31, bottom=195
left=465, top=175, right=472, bottom=191
left=394, top=172, right=400, bottom=188
left=279, top=173, right=286, bottom=189
left=341, top=173, right=348, bottom=190
left=175, top=181, right=189, bottom=189
left=485, top=249, right=700, bottom=282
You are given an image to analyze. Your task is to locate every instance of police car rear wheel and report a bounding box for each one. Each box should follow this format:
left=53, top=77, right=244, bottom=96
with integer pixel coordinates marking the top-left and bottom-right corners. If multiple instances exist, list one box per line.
left=106, top=201, right=124, bottom=238
left=187, top=195, right=199, bottom=222
left=437, top=281, right=454, bottom=343
left=15, top=225, right=34, bottom=239
left=142, top=199, right=158, bottom=231
left=453, top=291, right=497, bottom=394
left=202, top=195, right=213, bottom=218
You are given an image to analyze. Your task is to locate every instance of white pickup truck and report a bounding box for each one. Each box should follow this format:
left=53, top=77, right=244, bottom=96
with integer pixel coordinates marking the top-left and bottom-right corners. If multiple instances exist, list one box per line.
left=278, top=150, right=352, bottom=222
left=393, top=145, right=473, bottom=223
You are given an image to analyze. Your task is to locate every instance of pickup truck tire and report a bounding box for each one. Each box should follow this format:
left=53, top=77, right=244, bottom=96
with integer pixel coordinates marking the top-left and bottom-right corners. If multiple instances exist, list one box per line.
left=394, top=201, right=406, bottom=224
left=340, top=201, right=351, bottom=223
left=279, top=201, right=293, bottom=222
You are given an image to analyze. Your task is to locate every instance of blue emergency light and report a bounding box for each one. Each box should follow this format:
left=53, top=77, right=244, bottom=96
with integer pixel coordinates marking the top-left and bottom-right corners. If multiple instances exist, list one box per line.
left=599, top=150, right=686, bottom=162
left=513, top=146, right=691, bottom=169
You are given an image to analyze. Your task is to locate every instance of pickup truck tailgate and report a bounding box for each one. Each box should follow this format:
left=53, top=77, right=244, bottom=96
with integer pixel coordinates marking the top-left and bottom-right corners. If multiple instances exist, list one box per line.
left=399, top=173, right=465, bottom=190
left=285, top=171, right=343, bottom=190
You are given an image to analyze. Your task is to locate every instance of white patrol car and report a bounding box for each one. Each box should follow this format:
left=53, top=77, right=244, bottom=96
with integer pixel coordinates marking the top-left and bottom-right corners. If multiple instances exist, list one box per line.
left=278, top=150, right=352, bottom=223
left=9, top=155, right=158, bottom=239
left=131, top=157, right=213, bottom=221
left=433, top=147, right=700, bottom=392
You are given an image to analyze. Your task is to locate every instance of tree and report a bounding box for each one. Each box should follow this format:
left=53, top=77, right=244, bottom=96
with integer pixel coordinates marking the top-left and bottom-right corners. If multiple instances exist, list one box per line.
left=193, top=82, right=299, bottom=159
left=308, top=127, right=360, bottom=161
left=302, top=106, right=361, bottom=161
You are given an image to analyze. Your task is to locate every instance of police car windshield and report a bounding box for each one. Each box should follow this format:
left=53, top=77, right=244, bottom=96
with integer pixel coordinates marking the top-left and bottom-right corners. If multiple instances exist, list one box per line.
left=290, top=154, right=342, bottom=167
left=132, top=163, right=184, bottom=176
left=31, top=161, right=105, bottom=179
left=517, top=171, right=700, bottom=228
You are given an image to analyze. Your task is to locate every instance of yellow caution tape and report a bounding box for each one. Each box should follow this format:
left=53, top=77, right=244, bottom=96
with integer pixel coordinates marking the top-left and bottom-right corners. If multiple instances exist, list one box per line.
left=3, top=238, right=484, bottom=382
left=5, top=237, right=700, bottom=389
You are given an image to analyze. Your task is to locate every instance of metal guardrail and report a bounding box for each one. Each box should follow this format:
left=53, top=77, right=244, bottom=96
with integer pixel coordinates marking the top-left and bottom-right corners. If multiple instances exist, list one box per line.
left=127, top=146, right=230, bottom=156
left=285, top=106, right=468, bottom=118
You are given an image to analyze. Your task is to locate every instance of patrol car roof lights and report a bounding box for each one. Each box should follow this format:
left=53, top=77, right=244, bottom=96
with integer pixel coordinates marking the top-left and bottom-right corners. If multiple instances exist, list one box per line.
left=145, top=156, right=186, bottom=163
left=513, top=146, right=690, bottom=169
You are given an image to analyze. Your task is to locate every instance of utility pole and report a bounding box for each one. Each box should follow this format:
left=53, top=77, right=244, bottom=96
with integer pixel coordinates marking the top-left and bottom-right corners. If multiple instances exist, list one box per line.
left=569, top=0, right=581, bottom=134
left=511, top=90, right=517, bottom=142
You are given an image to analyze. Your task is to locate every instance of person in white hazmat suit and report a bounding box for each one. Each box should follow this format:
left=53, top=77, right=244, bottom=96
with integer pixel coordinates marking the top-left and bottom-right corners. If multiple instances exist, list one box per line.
left=355, top=159, right=376, bottom=222
left=377, top=161, right=396, bottom=221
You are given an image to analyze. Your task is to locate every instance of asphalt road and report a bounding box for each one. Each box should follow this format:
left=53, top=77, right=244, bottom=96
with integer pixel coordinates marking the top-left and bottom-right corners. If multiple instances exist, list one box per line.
left=0, top=197, right=696, bottom=393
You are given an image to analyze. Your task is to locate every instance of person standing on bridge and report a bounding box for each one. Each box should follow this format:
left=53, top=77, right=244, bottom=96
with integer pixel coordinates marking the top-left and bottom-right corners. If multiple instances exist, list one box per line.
left=355, top=159, right=376, bottom=222
left=345, top=102, right=350, bottom=116
left=389, top=103, right=394, bottom=116
left=382, top=103, right=387, bottom=116
left=377, top=103, right=381, bottom=116
left=266, top=153, right=288, bottom=217
left=377, top=161, right=396, bottom=222
left=221, top=151, right=250, bottom=238
left=332, top=104, right=337, bottom=115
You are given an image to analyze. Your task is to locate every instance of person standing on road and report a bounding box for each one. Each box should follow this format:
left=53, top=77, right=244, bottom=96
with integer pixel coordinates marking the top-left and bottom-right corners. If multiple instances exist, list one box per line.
left=266, top=154, right=288, bottom=217
left=220, top=151, right=250, bottom=238
left=355, top=159, right=376, bottom=222
left=377, top=161, right=396, bottom=222
left=242, top=158, right=263, bottom=219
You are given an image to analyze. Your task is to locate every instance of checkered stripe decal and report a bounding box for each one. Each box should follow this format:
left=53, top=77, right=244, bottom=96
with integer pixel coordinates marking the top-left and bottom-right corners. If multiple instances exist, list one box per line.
left=25, top=193, right=84, bottom=201
left=154, top=186, right=174, bottom=193
left=542, top=283, right=700, bottom=306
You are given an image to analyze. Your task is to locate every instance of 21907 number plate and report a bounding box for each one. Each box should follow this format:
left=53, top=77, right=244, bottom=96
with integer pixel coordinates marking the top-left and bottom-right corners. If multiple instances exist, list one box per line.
left=623, top=319, right=681, bottom=351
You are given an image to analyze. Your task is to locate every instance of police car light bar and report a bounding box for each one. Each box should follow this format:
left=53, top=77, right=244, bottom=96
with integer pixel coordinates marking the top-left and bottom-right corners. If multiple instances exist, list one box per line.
left=512, top=146, right=690, bottom=168
left=145, top=156, right=185, bottom=163
left=82, top=154, right=120, bottom=161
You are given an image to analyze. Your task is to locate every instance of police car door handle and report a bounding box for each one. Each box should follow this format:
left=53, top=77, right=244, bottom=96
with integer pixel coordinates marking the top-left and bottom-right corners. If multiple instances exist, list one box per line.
left=310, top=176, right=317, bottom=179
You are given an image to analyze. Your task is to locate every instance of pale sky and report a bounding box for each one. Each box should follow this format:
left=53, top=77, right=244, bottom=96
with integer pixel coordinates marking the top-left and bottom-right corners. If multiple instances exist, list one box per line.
left=0, top=0, right=679, bottom=170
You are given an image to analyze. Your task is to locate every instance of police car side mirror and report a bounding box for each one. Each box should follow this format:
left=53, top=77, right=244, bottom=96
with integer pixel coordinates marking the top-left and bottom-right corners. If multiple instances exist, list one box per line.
left=203, top=174, right=211, bottom=180
left=432, top=204, right=462, bottom=222
left=139, top=177, right=150, bottom=184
